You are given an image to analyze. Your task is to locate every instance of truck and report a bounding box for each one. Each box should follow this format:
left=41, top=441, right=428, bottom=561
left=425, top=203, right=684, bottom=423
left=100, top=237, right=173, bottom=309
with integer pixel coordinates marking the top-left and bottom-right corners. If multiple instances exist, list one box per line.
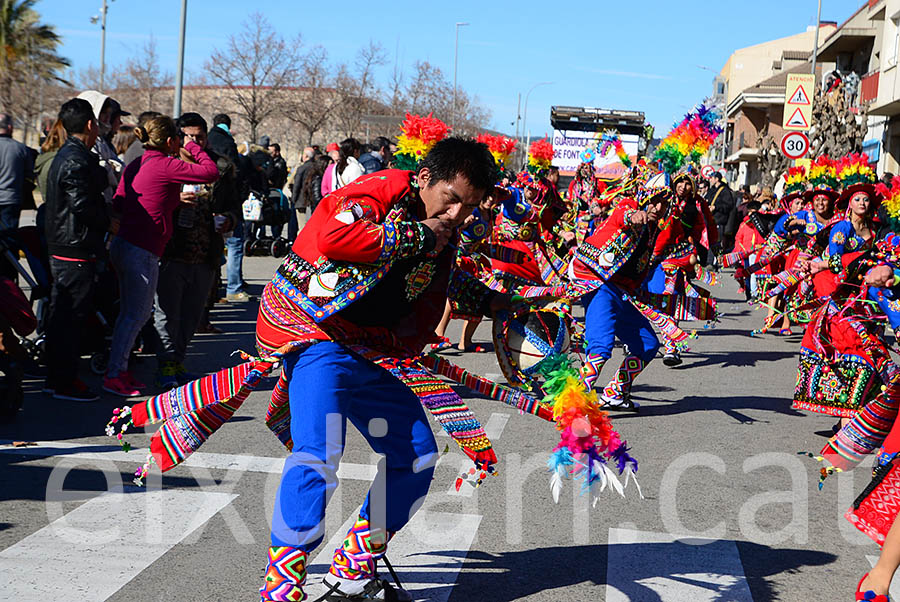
left=549, top=106, right=650, bottom=180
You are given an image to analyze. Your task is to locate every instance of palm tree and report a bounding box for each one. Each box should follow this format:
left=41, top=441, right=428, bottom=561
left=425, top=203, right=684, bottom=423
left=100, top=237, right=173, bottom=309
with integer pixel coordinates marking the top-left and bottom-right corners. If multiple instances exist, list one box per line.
left=0, top=0, right=70, bottom=113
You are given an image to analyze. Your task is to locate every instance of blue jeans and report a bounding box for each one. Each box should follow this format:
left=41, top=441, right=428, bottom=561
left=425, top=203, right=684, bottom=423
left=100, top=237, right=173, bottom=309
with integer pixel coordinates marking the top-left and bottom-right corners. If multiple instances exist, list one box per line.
left=583, top=283, right=660, bottom=362
left=271, top=342, right=438, bottom=549
left=225, top=219, right=245, bottom=295
left=108, top=237, right=159, bottom=377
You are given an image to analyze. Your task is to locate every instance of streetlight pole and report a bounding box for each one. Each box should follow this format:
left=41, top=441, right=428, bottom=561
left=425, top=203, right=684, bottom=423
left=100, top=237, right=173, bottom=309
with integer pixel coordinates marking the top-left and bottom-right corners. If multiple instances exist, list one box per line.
left=523, top=81, right=552, bottom=157
left=452, top=22, right=469, bottom=131
left=173, top=0, right=188, bottom=117
left=99, top=0, right=108, bottom=91
left=811, top=0, right=822, bottom=80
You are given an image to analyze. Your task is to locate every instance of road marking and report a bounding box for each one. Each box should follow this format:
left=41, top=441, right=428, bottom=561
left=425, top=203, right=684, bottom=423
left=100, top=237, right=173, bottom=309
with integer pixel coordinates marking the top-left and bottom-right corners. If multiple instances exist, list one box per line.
left=605, top=527, right=753, bottom=601
left=0, top=440, right=377, bottom=481
left=0, top=488, right=237, bottom=601
left=304, top=506, right=481, bottom=602
left=867, top=555, right=900, bottom=599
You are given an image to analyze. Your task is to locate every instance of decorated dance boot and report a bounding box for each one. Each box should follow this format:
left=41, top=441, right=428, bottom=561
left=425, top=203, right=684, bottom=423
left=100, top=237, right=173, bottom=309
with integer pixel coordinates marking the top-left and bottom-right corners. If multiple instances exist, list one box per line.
left=662, top=339, right=682, bottom=367
left=321, top=516, right=411, bottom=601
left=579, top=353, right=607, bottom=391
left=598, top=356, right=645, bottom=412
left=260, top=546, right=308, bottom=601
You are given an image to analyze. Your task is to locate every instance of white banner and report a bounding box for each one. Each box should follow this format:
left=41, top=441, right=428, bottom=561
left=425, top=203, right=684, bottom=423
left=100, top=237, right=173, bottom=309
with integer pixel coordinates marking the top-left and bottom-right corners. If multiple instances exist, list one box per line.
left=551, top=129, right=639, bottom=178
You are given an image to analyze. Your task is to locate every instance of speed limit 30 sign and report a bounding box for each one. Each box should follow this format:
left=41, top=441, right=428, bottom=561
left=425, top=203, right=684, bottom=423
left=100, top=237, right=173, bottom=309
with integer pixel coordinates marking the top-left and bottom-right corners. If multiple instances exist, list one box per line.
left=781, top=131, right=809, bottom=160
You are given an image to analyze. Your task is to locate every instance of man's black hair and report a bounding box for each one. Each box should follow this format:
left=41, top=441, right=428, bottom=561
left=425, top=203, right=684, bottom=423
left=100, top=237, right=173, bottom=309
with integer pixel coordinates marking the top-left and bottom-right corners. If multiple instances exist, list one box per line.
left=418, top=137, right=495, bottom=193
left=270, top=142, right=280, bottom=152
left=58, top=98, right=95, bottom=135
left=373, top=136, right=391, bottom=151
left=177, top=112, right=208, bottom=133
left=746, top=200, right=762, bottom=212
left=212, top=113, right=231, bottom=128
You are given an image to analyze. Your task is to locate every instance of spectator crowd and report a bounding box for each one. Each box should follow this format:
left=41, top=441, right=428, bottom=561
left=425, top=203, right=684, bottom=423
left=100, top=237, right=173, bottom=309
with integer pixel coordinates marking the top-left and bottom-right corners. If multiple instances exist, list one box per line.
left=0, top=92, right=395, bottom=403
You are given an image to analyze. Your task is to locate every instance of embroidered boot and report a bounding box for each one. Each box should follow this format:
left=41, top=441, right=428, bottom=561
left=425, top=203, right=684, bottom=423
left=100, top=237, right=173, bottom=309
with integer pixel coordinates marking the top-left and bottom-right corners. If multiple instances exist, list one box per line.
left=579, top=353, right=607, bottom=391
left=662, top=339, right=682, bottom=367
left=599, top=356, right=646, bottom=411
left=322, top=516, right=411, bottom=601
left=260, top=546, right=308, bottom=601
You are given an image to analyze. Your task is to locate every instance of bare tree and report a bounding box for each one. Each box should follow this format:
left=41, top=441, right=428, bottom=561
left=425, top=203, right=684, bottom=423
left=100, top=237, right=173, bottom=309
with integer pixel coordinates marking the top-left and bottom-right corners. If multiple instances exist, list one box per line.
left=204, top=12, right=301, bottom=141
left=283, top=46, right=341, bottom=145
left=395, top=60, right=490, bottom=135
left=117, top=36, right=172, bottom=113
left=755, top=123, right=790, bottom=189
left=809, top=82, right=868, bottom=158
left=333, top=41, right=387, bottom=138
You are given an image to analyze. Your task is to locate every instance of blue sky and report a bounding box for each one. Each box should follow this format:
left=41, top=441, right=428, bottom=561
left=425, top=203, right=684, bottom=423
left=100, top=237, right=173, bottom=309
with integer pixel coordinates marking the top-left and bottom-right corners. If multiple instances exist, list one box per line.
left=41, top=0, right=868, bottom=136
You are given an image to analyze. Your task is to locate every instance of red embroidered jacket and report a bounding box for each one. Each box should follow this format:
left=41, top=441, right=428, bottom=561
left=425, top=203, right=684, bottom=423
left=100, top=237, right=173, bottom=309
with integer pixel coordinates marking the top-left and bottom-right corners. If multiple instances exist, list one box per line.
left=256, top=170, right=492, bottom=356
left=570, top=198, right=658, bottom=294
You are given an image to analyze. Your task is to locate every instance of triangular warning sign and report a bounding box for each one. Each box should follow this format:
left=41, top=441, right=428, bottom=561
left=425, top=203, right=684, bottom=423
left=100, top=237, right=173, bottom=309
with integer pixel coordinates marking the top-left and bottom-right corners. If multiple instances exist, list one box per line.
left=785, top=107, right=809, bottom=128
left=787, top=85, right=810, bottom=105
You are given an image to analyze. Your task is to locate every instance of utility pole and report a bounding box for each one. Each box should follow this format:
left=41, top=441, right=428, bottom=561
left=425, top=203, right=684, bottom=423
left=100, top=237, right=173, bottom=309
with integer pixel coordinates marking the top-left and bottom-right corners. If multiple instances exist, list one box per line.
left=173, top=0, right=188, bottom=117
left=514, top=92, right=521, bottom=164
left=452, top=22, right=469, bottom=131
left=99, top=0, right=107, bottom=91
left=811, top=0, right=822, bottom=81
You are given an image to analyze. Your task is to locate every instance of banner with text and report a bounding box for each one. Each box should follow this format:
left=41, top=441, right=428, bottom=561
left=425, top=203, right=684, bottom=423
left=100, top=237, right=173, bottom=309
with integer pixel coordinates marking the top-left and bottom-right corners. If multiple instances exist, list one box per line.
left=551, top=129, right=639, bottom=177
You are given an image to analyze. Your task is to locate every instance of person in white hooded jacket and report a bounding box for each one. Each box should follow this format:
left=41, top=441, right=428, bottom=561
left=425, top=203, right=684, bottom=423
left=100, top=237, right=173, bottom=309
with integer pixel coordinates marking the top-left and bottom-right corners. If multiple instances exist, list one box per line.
left=76, top=90, right=129, bottom=205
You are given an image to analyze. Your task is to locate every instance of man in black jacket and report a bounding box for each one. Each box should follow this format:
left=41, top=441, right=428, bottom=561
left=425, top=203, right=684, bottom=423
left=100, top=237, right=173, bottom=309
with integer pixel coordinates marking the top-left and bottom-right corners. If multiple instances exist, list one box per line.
left=208, top=113, right=252, bottom=302
left=43, top=98, right=110, bottom=401
left=706, top=171, right=737, bottom=255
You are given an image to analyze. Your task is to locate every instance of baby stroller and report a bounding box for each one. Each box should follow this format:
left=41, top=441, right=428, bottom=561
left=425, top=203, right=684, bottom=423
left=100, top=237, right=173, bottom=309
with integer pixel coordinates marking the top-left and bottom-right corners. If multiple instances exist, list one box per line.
left=243, top=188, right=291, bottom=258
left=0, top=222, right=43, bottom=421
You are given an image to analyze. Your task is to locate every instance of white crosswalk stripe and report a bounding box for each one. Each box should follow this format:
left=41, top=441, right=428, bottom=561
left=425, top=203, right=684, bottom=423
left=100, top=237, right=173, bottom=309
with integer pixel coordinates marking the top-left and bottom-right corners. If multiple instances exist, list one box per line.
left=0, top=488, right=237, bottom=601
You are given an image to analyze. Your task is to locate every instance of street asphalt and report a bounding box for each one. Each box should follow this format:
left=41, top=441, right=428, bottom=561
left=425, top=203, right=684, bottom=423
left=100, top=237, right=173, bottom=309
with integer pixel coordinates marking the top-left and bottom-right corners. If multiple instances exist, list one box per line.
left=0, top=253, right=891, bottom=601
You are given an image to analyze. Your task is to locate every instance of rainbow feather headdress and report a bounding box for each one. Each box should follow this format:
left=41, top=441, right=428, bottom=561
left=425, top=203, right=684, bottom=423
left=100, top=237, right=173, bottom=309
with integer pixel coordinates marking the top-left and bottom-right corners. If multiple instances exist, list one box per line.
left=393, top=113, right=451, bottom=171
left=804, top=155, right=838, bottom=197
left=598, top=130, right=632, bottom=168
left=476, top=133, right=517, bottom=173
left=527, top=138, right=554, bottom=177
left=876, top=175, right=900, bottom=223
left=653, top=104, right=722, bottom=174
left=782, top=165, right=807, bottom=199
left=836, top=153, right=876, bottom=189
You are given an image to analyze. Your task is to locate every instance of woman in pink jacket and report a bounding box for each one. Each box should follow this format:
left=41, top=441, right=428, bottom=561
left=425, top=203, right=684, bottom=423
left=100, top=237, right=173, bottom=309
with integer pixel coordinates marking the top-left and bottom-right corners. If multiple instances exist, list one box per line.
left=103, top=115, right=219, bottom=397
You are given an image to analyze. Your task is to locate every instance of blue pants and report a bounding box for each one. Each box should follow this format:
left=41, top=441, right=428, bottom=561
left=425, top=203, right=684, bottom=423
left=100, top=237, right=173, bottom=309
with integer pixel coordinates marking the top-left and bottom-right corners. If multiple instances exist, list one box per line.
left=271, top=342, right=438, bottom=549
left=108, top=237, right=159, bottom=377
left=224, top=219, right=245, bottom=295
left=583, top=283, right=660, bottom=362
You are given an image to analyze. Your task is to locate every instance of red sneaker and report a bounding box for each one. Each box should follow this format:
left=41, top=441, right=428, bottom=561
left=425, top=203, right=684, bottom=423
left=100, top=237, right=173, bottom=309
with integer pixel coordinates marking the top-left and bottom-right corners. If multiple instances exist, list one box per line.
left=121, top=371, right=146, bottom=390
left=102, top=374, right=141, bottom=398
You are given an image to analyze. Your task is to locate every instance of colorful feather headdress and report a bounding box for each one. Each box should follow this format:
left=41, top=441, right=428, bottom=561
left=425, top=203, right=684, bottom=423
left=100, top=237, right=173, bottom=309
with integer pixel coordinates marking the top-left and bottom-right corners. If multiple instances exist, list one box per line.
left=393, top=113, right=451, bottom=171
left=806, top=156, right=837, bottom=190
left=476, top=133, right=517, bottom=171
left=527, top=138, right=554, bottom=177
left=836, top=153, right=876, bottom=189
left=876, top=175, right=900, bottom=222
left=782, top=165, right=807, bottom=198
left=653, top=104, right=722, bottom=174
left=598, top=130, right=632, bottom=168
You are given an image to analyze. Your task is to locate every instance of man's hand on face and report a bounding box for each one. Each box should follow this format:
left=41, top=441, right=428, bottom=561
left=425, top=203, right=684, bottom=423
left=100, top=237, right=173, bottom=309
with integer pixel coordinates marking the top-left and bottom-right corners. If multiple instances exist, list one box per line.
left=421, top=218, right=453, bottom=252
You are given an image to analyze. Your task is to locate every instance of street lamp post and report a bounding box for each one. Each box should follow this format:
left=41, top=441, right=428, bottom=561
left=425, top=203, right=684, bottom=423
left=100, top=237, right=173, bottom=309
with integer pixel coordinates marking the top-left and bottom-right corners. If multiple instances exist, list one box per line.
left=173, top=0, right=188, bottom=117
left=523, top=81, right=552, bottom=161
left=452, top=22, right=469, bottom=131
left=811, top=0, right=822, bottom=80
left=90, top=0, right=110, bottom=91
